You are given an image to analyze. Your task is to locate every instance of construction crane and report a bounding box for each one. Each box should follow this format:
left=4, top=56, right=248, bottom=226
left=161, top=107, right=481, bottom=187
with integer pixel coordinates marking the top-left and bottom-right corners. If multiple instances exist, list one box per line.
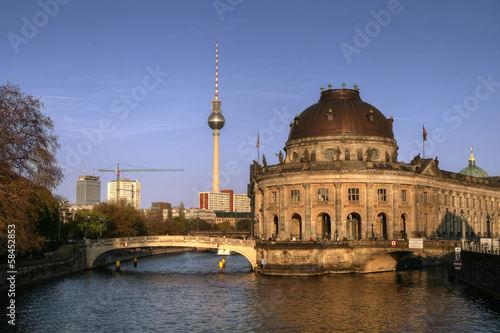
left=98, top=163, right=183, bottom=199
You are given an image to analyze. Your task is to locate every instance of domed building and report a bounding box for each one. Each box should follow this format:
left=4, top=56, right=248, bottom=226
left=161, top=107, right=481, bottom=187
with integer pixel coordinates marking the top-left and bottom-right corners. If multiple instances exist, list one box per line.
left=459, top=148, right=489, bottom=178
left=249, top=84, right=500, bottom=241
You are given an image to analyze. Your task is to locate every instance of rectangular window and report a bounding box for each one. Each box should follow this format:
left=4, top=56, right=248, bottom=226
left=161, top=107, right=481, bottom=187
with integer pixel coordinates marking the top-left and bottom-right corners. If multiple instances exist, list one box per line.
left=423, top=192, right=428, bottom=204
left=401, top=190, right=407, bottom=202
left=357, top=148, right=363, bottom=161
left=479, top=199, right=482, bottom=209
left=452, top=196, right=455, bottom=207
left=473, top=198, right=476, bottom=209
left=348, top=188, right=359, bottom=201
left=444, top=195, right=448, bottom=206
left=466, top=197, right=469, bottom=209
left=271, top=191, right=277, bottom=203
left=318, top=189, right=329, bottom=201
left=378, top=189, right=387, bottom=201
left=459, top=197, right=462, bottom=208
left=345, top=148, right=350, bottom=161
left=291, top=190, right=300, bottom=202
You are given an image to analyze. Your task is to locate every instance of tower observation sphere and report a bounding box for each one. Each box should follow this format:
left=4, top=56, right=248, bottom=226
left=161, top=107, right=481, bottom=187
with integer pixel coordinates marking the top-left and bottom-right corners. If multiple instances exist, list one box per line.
left=208, top=111, right=225, bottom=130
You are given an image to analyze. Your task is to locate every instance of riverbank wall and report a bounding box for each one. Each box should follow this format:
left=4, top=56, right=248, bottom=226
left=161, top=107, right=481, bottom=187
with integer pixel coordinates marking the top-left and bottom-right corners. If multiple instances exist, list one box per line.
left=458, top=250, right=500, bottom=298
left=0, top=244, right=87, bottom=291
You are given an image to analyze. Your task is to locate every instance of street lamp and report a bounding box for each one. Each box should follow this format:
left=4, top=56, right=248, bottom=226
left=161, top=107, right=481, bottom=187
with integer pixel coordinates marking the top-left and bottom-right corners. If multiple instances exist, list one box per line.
left=486, top=213, right=491, bottom=238
left=460, top=210, right=466, bottom=249
left=99, top=217, right=103, bottom=238
left=87, top=215, right=90, bottom=239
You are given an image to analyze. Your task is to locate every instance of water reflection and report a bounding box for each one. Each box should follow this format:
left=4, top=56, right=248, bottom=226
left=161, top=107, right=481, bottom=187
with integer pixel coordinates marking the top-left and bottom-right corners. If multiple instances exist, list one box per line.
left=3, top=252, right=500, bottom=332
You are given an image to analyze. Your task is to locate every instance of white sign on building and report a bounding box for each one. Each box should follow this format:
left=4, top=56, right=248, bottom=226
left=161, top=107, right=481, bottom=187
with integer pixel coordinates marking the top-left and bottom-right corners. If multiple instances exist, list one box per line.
left=408, top=238, right=424, bottom=249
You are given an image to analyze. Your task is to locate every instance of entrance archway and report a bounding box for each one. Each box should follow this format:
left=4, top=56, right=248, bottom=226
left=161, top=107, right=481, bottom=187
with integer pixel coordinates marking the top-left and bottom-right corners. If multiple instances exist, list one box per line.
left=346, top=213, right=362, bottom=240
left=273, top=215, right=279, bottom=238
left=291, top=213, right=302, bottom=240
left=377, top=213, right=388, bottom=240
left=316, top=213, right=331, bottom=240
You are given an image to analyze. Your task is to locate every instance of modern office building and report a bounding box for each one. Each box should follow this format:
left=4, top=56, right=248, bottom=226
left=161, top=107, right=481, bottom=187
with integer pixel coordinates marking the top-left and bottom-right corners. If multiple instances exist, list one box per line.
left=107, top=178, right=141, bottom=209
left=199, top=190, right=251, bottom=213
left=76, top=175, right=101, bottom=206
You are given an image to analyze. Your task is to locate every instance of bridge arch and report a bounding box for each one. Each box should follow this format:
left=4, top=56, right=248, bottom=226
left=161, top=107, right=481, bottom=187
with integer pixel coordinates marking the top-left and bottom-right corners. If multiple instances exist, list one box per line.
left=85, top=236, right=257, bottom=270
left=361, top=249, right=413, bottom=273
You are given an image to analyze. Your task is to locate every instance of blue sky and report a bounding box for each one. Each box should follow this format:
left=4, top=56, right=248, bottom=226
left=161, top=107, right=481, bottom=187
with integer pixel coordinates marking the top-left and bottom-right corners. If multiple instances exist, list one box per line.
left=2, top=0, right=500, bottom=208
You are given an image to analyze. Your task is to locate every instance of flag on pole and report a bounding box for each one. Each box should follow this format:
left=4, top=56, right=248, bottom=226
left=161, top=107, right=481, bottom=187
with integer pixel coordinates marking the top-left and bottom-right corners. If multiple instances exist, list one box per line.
left=256, top=132, right=260, bottom=148
left=423, top=126, right=427, bottom=141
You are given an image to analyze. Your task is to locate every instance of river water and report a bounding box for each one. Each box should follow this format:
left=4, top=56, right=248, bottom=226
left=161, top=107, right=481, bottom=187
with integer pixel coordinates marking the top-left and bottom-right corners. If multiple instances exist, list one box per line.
left=3, top=251, right=500, bottom=332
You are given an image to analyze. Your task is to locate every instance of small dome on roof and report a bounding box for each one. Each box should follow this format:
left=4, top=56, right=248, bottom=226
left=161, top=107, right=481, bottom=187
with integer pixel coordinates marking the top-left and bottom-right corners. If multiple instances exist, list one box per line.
left=459, top=148, right=489, bottom=178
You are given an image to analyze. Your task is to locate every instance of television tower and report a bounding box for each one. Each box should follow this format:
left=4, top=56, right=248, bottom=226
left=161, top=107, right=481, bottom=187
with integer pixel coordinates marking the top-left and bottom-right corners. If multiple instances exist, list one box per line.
left=207, top=41, right=225, bottom=192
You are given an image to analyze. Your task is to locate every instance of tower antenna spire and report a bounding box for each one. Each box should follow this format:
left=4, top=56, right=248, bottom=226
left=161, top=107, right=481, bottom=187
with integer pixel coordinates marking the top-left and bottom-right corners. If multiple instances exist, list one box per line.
left=215, top=40, right=219, bottom=100
left=207, top=41, right=225, bottom=192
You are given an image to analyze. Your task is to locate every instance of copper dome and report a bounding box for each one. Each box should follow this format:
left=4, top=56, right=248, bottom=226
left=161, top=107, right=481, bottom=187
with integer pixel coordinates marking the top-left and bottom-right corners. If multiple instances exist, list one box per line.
left=289, top=87, right=394, bottom=141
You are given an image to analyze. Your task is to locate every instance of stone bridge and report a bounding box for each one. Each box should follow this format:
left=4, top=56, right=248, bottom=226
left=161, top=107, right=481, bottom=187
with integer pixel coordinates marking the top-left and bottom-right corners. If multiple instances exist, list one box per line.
left=85, top=236, right=457, bottom=275
left=85, top=235, right=256, bottom=269
left=255, top=239, right=457, bottom=275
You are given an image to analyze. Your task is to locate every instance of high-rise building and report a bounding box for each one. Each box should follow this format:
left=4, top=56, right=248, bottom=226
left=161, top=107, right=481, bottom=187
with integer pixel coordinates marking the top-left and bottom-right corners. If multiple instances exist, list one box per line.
left=234, top=193, right=251, bottom=212
left=207, top=41, right=225, bottom=192
left=107, top=178, right=141, bottom=209
left=199, top=191, right=230, bottom=211
left=76, top=175, right=101, bottom=206
left=199, top=190, right=250, bottom=213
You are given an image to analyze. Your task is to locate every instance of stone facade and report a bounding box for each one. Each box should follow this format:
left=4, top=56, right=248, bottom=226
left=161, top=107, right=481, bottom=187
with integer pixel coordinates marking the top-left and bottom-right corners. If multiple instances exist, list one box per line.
left=249, top=86, right=500, bottom=241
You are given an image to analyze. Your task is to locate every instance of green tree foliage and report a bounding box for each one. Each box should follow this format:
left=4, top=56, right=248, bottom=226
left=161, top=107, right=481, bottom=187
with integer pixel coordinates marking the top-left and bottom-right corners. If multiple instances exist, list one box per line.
left=216, top=221, right=232, bottom=232
left=235, top=219, right=251, bottom=232
left=145, top=209, right=168, bottom=235
left=167, top=217, right=186, bottom=235
left=93, top=200, right=147, bottom=238
left=186, top=218, right=214, bottom=233
left=0, top=83, right=63, bottom=252
left=74, top=210, right=107, bottom=239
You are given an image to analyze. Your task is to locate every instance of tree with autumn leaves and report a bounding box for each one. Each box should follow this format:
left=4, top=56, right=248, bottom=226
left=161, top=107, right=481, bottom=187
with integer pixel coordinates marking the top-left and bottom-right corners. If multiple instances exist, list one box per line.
left=0, top=82, right=63, bottom=252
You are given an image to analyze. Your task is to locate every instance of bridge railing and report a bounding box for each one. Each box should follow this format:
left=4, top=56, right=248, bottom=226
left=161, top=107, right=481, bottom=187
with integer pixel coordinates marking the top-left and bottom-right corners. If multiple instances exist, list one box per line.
left=88, top=235, right=256, bottom=247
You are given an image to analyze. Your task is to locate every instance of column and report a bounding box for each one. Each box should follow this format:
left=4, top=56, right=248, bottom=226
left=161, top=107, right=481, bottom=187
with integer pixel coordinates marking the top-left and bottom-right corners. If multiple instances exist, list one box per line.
left=334, top=183, right=343, bottom=238
left=304, top=183, right=312, bottom=239
left=279, top=185, right=288, bottom=239
left=391, top=184, right=399, bottom=240
left=366, top=183, right=373, bottom=240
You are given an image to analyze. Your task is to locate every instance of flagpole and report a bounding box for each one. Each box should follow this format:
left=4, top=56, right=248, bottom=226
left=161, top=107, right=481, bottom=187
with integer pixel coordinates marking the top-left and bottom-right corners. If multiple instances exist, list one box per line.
left=422, top=125, right=426, bottom=159
left=257, top=132, right=260, bottom=164
left=423, top=139, right=425, bottom=159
